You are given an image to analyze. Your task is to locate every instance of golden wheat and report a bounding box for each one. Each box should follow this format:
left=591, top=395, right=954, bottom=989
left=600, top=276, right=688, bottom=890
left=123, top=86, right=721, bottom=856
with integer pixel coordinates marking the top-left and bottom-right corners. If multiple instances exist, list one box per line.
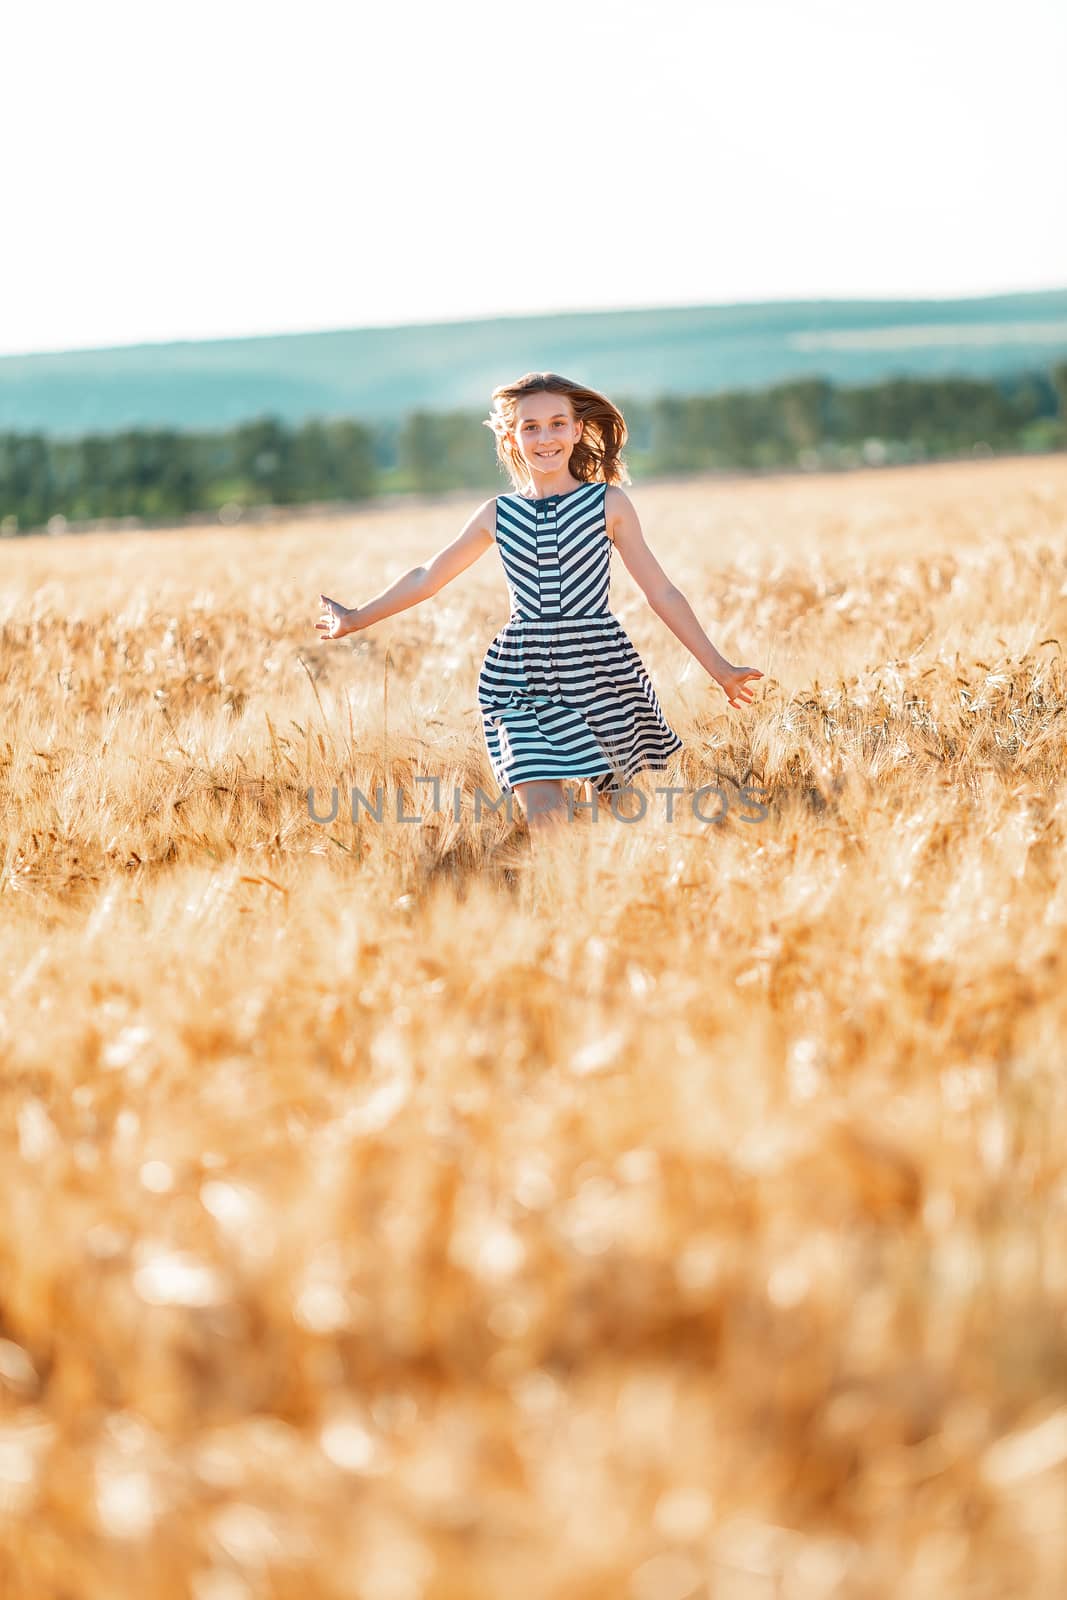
left=1, top=455, right=1066, bottom=1599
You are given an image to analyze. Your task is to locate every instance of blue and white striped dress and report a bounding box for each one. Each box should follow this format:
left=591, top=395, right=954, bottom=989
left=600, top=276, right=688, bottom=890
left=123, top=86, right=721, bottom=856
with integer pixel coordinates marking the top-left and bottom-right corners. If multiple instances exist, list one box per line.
left=477, top=480, right=684, bottom=795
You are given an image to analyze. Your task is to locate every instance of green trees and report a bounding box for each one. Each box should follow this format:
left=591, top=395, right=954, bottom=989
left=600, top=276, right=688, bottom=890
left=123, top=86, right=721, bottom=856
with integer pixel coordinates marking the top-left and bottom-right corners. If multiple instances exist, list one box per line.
left=1, top=368, right=1064, bottom=534
left=0, top=433, right=51, bottom=530
left=0, top=415, right=379, bottom=532
left=1052, top=362, right=1067, bottom=443
left=398, top=408, right=496, bottom=493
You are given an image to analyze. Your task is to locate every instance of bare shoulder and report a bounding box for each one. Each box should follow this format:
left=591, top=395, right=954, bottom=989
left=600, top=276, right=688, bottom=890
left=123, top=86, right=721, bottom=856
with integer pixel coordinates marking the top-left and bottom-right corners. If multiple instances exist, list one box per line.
left=464, top=494, right=498, bottom=543
left=482, top=494, right=499, bottom=541
left=604, top=483, right=636, bottom=545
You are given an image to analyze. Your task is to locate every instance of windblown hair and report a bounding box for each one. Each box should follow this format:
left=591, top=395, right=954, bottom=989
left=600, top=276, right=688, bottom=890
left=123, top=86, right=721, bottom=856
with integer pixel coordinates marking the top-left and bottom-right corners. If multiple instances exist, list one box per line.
left=483, top=372, right=631, bottom=495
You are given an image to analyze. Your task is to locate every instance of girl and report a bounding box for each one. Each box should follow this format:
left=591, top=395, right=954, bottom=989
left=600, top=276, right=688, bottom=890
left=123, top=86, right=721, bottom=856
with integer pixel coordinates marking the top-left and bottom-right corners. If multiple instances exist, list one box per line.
left=317, top=371, right=762, bottom=836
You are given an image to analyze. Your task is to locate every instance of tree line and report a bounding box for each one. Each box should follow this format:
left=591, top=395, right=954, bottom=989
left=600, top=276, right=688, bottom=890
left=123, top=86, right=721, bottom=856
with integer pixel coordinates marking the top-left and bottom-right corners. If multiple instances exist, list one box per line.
left=2, top=366, right=1065, bottom=534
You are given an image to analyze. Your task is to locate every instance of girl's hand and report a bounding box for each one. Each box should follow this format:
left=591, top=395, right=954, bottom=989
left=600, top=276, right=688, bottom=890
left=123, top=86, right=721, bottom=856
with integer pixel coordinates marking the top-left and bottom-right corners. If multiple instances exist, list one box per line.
left=317, top=595, right=358, bottom=640
left=714, top=664, right=763, bottom=709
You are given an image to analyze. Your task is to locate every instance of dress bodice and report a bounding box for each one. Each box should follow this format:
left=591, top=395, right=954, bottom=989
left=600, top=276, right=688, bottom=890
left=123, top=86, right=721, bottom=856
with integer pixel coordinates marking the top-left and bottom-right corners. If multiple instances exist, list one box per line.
left=494, top=480, right=611, bottom=621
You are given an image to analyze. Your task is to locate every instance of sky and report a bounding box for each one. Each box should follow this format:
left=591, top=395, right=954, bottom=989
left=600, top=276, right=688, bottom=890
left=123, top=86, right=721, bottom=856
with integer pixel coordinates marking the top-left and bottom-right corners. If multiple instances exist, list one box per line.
left=4, top=0, right=1065, bottom=359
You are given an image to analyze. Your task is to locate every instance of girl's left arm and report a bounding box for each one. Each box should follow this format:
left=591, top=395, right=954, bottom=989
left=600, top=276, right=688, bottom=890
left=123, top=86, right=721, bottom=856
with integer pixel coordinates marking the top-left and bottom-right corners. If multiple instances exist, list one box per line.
left=608, top=487, right=763, bottom=709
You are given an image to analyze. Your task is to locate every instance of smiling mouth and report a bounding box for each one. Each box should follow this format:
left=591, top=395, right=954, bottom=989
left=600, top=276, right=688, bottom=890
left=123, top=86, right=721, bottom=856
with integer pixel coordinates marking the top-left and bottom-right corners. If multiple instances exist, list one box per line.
left=535, top=449, right=561, bottom=457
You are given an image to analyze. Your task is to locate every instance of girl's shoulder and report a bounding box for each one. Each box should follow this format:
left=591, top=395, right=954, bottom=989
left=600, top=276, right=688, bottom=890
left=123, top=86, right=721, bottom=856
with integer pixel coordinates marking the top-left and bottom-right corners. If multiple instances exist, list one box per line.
left=603, top=482, right=631, bottom=543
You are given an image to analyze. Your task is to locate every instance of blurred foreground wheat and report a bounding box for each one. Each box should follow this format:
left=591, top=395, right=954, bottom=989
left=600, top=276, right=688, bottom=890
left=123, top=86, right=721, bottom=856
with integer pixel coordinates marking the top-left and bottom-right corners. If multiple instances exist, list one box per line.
left=2, top=457, right=1067, bottom=1599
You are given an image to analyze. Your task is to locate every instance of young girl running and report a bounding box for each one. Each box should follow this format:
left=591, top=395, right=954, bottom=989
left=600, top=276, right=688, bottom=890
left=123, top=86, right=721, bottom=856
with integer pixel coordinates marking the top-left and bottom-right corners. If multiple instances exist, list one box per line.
left=316, top=371, right=762, bottom=836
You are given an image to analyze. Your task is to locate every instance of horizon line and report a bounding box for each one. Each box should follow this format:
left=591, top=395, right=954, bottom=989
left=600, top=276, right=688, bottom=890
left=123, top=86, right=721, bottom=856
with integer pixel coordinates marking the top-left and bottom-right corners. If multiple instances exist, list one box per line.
left=2, top=282, right=1066, bottom=364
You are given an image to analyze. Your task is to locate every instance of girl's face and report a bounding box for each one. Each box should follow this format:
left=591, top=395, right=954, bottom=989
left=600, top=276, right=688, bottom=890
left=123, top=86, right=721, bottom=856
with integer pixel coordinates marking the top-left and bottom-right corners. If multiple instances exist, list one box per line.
left=510, top=394, right=583, bottom=483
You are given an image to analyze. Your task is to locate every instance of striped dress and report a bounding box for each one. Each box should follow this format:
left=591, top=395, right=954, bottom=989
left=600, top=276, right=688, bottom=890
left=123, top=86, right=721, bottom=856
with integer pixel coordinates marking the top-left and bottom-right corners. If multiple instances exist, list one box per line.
left=477, top=480, right=684, bottom=796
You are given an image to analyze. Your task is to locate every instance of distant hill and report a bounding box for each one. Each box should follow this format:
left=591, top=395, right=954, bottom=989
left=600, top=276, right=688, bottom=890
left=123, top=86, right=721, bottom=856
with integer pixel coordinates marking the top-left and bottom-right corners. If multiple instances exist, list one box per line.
left=3, top=288, right=1066, bottom=440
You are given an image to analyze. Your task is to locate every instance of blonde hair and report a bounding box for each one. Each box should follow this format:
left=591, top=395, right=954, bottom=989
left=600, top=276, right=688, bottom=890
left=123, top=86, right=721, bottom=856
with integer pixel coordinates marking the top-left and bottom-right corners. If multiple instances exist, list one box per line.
left=483, top=371, right=632, bottom=494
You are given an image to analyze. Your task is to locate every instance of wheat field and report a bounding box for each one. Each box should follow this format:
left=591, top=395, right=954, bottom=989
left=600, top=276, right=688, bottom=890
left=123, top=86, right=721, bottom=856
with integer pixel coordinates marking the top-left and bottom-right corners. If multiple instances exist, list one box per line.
left=2, top=454, right=1066, bottom=1599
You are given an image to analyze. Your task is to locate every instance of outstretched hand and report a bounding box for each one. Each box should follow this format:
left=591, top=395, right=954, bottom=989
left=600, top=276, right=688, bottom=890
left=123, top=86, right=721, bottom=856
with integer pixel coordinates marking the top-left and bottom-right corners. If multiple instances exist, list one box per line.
left=714, top=664, right=763, bottom=709
left=317, top=595, right=356, bottom=641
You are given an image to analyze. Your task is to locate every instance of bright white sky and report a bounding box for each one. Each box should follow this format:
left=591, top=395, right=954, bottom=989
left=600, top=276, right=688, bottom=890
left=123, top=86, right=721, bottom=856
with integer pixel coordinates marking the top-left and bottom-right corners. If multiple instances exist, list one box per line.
left=4, top=0, right=1065, bottom=358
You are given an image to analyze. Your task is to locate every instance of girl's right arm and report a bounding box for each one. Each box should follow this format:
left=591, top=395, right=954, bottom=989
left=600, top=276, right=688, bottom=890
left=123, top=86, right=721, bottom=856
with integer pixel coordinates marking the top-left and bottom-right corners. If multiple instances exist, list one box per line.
left=317, top=496, right=497, bottom=640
